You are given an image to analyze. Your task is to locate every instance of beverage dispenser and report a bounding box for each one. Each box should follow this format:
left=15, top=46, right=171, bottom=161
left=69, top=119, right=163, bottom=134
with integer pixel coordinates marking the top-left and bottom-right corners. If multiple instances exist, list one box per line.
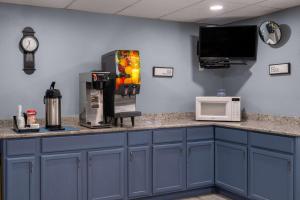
left=102, top=50, right=141, bottom=127
left=79, top=71, right=112, bottom=128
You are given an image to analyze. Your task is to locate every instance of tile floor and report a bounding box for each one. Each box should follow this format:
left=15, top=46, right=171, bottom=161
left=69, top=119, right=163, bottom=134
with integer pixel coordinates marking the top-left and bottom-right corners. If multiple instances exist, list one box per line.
left=182, top=194, right=231, bottom=200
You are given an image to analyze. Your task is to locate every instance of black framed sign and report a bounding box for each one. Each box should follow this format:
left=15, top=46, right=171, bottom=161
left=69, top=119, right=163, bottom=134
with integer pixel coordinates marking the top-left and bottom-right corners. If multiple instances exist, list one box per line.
left=153, top=67, right=174, bottom=78
left=269, top=63, right=291, bottom=75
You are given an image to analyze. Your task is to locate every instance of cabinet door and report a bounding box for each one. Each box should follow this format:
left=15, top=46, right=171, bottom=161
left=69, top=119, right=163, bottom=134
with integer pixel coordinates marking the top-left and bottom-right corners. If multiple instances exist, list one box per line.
left=128, top=146, right=151, bottom=199
left=41, top=153, right=82, bottom=200
left=88, top=148, right=125, bottom=200
left=249, top=148, right=293, bottom=200
left=187, top=141, right=214, bottom=189
left=215, top=141, right=247, bottom=196
left=6, top=157, right=35, bottom=200
left=153, top=143, right=186, bottom=194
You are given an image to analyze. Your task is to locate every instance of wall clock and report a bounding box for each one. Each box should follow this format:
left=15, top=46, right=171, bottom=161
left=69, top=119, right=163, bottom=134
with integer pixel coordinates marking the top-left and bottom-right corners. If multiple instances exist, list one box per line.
left=19, top=27, right=39, bottom=75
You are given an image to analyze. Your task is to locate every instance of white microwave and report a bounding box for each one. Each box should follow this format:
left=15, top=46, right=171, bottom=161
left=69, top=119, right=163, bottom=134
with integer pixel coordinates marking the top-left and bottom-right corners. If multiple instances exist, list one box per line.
left=196, top=96, right=241, bottom=122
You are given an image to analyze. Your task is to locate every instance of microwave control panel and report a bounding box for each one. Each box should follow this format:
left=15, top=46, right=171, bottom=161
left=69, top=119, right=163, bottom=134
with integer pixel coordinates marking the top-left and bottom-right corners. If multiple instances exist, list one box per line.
left=231, top=98, right=241, bottom=121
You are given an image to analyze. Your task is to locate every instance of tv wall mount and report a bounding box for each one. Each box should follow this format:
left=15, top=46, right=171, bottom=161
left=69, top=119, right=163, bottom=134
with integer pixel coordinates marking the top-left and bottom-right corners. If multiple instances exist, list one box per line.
left=199, top=58, right=247, bottom=69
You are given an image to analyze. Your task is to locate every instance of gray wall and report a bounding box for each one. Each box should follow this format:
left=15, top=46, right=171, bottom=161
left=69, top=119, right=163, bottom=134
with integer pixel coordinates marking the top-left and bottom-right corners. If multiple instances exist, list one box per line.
left=224, top=6, right=300, bottom=117
left=0, top=3, right=223, bottom=119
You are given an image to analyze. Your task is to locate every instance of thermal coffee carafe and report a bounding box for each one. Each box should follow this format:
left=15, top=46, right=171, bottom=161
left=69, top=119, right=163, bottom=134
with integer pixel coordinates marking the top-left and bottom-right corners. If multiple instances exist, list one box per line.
left=44, top=82, right=63, bottom=130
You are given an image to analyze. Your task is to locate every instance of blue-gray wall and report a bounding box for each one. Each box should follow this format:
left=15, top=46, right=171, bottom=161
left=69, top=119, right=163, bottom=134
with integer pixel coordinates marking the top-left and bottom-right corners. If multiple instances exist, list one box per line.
left=3, top=3, right=298, bottom=119
left=223, top=6, right=300, bottom=117
left=0, top=3, right=223, bottom=119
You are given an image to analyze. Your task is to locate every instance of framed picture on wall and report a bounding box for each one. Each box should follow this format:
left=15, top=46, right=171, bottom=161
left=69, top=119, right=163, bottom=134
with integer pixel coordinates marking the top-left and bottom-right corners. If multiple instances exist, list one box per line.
left=269, top=63, right=291, bottom=75
left=153, top=67, right=174, bottom=78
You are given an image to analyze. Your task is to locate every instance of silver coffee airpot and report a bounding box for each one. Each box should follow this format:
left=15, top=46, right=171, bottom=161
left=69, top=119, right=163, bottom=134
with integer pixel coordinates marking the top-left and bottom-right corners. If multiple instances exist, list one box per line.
left=44, top=82, right=63, bottom=130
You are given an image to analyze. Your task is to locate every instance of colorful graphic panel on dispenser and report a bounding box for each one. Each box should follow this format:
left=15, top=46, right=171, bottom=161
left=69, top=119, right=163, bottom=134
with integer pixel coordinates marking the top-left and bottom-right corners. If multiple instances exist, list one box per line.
left=115, top=50, right=141, bottom=90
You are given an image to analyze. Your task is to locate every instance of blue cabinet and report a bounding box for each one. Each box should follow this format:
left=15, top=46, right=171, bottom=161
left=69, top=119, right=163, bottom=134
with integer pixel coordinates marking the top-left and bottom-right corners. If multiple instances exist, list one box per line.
left=187, top=141, right=214, bottom=189
left=6, top=157, right=36, bottom=200
left=88, top=148, right=125, bottom=200
left=249, top=147, right=293, bottom=200
left=153, top=143, right=186, bottom=194
left=215, top=141, right=247, bottom=196
left=128, top=146, right=151, bottom=198
left=41, top=153, right=82, bottom=200
left=2, top=126, right=298, bottom=200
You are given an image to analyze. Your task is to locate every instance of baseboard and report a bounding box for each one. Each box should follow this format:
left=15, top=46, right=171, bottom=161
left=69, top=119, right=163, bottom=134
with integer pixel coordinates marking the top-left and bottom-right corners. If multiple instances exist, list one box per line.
left=216, top=188, right=248, bottom=200
left=131, top=186, right=249, bottom=200
left=138, top=187, right=216, bottom=200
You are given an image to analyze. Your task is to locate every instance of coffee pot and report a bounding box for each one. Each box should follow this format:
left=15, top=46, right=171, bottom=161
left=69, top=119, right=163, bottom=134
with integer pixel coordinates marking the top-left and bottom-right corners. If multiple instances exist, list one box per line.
left=44, top=82, right=63, bottom=130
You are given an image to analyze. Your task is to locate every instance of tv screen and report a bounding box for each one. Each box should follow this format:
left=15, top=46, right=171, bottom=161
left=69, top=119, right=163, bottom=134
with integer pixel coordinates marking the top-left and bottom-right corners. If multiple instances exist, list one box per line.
left=199, top=26, right=258, bottom=59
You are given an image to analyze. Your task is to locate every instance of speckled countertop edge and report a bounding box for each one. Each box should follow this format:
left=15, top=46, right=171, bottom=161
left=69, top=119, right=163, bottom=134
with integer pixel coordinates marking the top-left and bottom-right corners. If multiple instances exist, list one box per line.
left=0, top=121, right=215, bottom=139
left=1, top=112, right=300, bottom=139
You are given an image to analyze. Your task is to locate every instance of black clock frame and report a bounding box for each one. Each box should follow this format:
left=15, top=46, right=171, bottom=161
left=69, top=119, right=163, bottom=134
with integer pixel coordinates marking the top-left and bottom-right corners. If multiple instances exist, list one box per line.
left=19, top=27, right=39, bottom=75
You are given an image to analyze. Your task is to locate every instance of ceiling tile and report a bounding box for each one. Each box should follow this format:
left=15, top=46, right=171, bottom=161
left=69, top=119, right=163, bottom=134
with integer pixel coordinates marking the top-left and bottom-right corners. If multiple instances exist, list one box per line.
left=257, top=0, right=300, bottom=9
left=198, top=4, right=278, bottom=25
left=0, top=0, right=74, bottom=8
left=161, top=0, right=248, bottom=22
left=118, top=0, right=205, bottom=19
left=68, top=0, right=140, bottom=14
left=200, top=4, right=279, bottom=24
left=219, top=5, right=279, bottom=18
left=197, top=17, right=248, bottom=25
left=226, top=0, right=265, bottom=4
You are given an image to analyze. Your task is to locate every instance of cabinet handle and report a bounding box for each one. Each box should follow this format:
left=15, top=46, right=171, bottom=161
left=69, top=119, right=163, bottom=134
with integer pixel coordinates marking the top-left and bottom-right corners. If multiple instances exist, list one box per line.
left=188, top=147, right=191, bottom=156
left=29, top=162, right=33, bottom=174
left=77, top=158, right=81, bottom=169
left=130, top=152, right=134, bottom=162
left=180, top=148, right=183, bottom=154
left=88, top=157, right=92, bottom=167
left=288, top=161, right=292, bottom=174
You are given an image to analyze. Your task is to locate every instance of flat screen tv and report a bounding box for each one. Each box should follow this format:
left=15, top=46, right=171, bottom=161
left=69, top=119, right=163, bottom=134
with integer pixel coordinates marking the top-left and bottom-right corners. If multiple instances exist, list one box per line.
left=199, top=26, right=258, bottom=60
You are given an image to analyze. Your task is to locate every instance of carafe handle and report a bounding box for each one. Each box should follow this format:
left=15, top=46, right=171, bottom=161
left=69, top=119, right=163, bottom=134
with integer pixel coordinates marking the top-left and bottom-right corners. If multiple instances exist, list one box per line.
left=50, top=81, right=55, bottom=89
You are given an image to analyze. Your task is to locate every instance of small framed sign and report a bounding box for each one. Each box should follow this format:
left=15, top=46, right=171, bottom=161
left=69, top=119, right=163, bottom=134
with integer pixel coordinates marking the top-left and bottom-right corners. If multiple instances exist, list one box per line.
left=269, top=63, right=291, bottom=75
left=153, top=67, right=174, bottom=78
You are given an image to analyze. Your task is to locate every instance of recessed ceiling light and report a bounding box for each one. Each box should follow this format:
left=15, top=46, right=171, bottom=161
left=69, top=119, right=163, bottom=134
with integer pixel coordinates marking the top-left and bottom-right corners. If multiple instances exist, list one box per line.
left=210, top=5, right=223, bottom=11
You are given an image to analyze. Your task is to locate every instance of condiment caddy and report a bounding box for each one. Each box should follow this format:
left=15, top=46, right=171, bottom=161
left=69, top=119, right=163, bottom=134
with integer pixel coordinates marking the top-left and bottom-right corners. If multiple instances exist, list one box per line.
left=13, top=105, right=40, bottom=133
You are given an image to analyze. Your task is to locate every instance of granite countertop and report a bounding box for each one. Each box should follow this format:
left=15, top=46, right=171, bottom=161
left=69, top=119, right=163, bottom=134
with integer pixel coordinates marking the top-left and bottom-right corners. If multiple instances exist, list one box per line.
left=0, top=112, right=300, bottom=139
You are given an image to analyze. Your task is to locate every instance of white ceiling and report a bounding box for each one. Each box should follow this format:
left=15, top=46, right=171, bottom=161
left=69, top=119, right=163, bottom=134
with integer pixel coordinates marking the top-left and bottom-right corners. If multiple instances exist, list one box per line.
left=0, top=0, right=299, bottom=24
left=0, top=0, right=74, bottom=8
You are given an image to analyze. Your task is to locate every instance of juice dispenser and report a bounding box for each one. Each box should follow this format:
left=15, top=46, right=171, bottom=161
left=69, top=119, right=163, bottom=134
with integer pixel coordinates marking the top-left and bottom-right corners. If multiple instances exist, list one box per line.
left=102, top=50, right=141, bottom=127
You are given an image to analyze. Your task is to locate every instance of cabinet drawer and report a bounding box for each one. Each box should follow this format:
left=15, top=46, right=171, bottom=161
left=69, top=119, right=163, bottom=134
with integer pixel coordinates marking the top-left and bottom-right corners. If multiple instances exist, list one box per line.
left=153, top=128, right=185, bottom=144
left=215, top=127, right=247, bottom=144
left=249, top=131, right=294, bottom=154
left=187, top=126, right=214, bottom=141
left=6, top=138, right=38, bottom=156
left=42, top=132, right=126, bottom=153
left=128, top=130, right=152, bottom=146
